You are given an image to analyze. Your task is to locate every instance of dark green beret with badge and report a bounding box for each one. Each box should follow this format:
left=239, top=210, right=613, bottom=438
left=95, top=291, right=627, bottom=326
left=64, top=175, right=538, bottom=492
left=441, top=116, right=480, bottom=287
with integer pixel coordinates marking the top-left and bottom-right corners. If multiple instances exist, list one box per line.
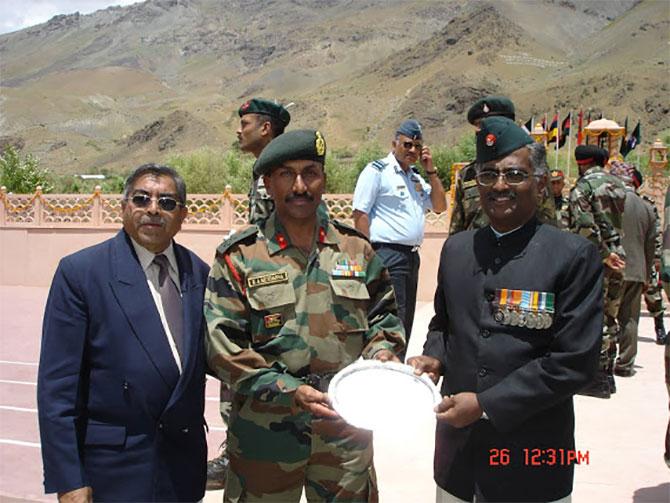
left=467, top=96, right=516, bottom=125
left=238, top=98, right=291, bottom=128
left=476, top=116, right=533, bottom=163
left=253, top=129, right=327, bottom=177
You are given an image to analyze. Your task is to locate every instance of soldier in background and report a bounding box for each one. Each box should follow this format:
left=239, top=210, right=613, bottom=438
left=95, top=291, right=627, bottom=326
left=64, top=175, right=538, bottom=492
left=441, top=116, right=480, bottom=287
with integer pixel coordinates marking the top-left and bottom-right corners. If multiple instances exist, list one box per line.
left=550, top=169, right=570, bottom=230
left=236, top=98, right=291, bottom=224
left=204, top=129, right=405, bottom=501
left=608, top=163, right=656, bottom=377
left=569, top=145, right=627, bottom=398
left=206, top=98, right=292, bottom=489
left=661, top=186, right=670, bottom=467
left=449, top=96, right=557, bottom=235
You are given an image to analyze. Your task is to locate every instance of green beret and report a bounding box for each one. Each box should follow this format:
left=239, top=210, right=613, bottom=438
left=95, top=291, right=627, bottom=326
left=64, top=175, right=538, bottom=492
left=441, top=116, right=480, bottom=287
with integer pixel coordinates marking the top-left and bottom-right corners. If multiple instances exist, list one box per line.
left=476, top=117, right=532, bottom=164
left=467, top=96, right=516, bottom=125
left=238, top=98, right=291, bottom=127
left=253, top=129, right=326, bottom=177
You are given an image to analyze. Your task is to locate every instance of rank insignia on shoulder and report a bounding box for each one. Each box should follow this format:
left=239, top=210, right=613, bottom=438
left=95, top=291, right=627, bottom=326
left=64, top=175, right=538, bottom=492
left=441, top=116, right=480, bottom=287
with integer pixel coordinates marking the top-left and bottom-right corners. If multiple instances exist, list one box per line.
left=264, top=313, right=283, bottom=329
left=247, top=271, right=289, bottom=289
left=371, top=160, right=387, bottom=171
left=491, top=288, right=555, bottom=329
left=332, top=259, right=366, bottom=278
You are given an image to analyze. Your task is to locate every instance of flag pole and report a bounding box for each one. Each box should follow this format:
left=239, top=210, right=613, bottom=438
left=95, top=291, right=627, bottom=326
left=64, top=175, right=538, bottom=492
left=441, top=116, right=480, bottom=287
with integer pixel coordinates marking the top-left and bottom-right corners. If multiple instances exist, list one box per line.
left=636, top=119, right=641, bottom=169
left=566, top=110, right=572, bottom=180
left=555, top=110, right=560, bottom=170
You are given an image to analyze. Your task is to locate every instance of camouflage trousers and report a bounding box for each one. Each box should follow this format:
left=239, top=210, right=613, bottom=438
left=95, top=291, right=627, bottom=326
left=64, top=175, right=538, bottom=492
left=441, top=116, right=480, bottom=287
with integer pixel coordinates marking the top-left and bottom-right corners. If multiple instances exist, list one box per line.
left=224, top=396, right=377, bottom=502
left=643, top=275, right=665, bottom=318
left=602, top=268, right=625, bottom=372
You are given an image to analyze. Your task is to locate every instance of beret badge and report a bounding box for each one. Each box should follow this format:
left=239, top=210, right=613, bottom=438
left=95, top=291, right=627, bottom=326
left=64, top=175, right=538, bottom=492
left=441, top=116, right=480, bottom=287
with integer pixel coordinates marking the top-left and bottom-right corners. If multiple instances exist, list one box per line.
left=483, top=103, right=490, bottom=113
left=315, top=131, right=326, bottom=156
left=485, top=133, right=496, bottom=147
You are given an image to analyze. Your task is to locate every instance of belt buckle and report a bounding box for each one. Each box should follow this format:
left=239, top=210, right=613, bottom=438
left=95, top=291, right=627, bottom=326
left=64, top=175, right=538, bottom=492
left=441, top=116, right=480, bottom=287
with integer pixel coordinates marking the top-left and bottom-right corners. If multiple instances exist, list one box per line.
left=411, top=245, right=420, bottom=253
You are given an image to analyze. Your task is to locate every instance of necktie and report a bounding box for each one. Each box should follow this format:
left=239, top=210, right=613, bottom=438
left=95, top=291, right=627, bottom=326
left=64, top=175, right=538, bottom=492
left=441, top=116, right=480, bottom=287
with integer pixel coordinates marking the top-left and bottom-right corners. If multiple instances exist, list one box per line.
left=153, top=254, right=184, bottom=363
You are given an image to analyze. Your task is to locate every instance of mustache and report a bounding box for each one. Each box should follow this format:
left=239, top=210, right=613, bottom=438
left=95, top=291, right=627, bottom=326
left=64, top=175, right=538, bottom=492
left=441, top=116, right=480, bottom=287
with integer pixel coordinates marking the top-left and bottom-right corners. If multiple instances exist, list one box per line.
left=140, top=217, right=165, bottom=225
left=285, top=193, right=314, bottom=203
left=486, top=190, right=517, bottom=201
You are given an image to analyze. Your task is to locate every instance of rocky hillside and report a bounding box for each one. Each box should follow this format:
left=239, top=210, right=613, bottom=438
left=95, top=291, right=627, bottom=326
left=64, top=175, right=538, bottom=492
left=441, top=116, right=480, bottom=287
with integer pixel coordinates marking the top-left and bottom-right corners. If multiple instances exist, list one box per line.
left=0, top=0, right=667, bottom=174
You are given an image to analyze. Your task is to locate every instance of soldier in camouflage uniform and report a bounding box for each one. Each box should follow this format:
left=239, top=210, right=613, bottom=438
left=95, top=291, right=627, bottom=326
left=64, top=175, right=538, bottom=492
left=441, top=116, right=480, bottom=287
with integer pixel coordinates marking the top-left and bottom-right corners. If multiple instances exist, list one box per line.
left=207, top=98, right=294, bottom=489
left=640, top=187, right=667, bottom=343
left=449, top=96, right=557, bottom=235
left=550, top=169, right=570, bottom=230
left=204, top=129, right=405, bottom=502
left=661, top=186, right=670, bottom=467
left=569, top=145, right=627, bottom=398
left=237, top=98, right=291, bottom=225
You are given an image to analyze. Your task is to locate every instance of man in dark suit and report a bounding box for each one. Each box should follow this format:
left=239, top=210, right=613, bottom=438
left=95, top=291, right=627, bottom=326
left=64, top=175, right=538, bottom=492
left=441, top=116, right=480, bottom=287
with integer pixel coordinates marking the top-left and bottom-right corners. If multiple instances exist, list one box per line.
left=37, top=164, right=209, bottom=502
left=409, top=118, right=603, bottom=502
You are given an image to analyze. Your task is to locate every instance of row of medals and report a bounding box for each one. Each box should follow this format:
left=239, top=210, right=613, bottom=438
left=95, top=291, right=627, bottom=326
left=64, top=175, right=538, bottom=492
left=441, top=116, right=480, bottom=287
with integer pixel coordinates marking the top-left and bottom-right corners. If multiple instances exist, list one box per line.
left=494, top=307, right=553, bottom=329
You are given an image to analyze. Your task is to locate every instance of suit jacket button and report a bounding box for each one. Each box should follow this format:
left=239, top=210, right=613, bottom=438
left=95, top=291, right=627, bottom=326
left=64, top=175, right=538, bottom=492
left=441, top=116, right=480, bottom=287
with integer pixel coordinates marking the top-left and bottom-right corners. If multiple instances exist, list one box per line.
left=494, top=257, right=501, bottom=265
left=481, top=329, right=490, bottom=338
left=478, top=368, right=488, bottom=377
left=123, top=381, right=129, bottom=390
left=158, top=422, right=164, bottom=430
left=182, top=427, right=189, bottom=433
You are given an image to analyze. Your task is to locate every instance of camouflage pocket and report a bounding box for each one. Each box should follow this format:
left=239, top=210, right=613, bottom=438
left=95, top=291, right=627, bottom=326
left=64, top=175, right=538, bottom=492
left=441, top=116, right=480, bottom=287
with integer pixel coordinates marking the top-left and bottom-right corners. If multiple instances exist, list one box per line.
left=247, top=280, right=296, bottom=342
left=329, top=277, right=370, bottom=334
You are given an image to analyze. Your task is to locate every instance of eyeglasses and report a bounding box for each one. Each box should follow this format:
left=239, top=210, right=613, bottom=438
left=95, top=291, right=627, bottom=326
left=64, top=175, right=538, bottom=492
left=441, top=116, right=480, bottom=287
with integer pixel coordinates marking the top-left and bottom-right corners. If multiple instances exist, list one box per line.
left=129, top=194, right=183, bottom=211
left=401, top=141, right=423, bottom=151
left=475, top=168, right=531, bottom=187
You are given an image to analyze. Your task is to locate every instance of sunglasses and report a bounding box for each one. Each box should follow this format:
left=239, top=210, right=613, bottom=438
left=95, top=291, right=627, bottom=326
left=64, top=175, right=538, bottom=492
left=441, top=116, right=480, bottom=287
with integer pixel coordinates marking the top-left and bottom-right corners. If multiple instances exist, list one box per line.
left=476, top=168, right=531, bottom=187
left=401, top=141, right=423, bottom=150
left=129, top=194, right=183, bottom=211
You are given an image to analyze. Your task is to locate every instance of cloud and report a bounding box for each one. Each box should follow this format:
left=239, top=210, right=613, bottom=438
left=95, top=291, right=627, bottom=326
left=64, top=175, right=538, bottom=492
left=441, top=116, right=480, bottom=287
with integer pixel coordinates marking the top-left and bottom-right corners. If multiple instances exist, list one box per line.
left=0, top=0, right=143, bottom=35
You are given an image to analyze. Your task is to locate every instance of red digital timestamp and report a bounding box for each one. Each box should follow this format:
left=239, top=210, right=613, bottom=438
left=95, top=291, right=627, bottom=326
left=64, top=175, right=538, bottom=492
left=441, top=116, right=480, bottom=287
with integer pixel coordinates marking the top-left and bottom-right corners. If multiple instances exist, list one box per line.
left=489, top=448, right=590, bottom=466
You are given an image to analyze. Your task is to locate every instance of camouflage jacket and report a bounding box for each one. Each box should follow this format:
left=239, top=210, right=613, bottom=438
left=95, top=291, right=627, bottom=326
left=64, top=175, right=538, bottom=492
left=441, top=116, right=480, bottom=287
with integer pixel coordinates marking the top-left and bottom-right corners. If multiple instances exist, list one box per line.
left=449, top=162, right=558, bottom=235
left=661, top=187, right=670, bottom=283
left=554, top=196, right=570, bottom=231
left=641, top=194, right=662, bottom=283
left=568, top=166, right=626, bottom=260
left=204, top=211, right=405, bottom=406
left=248, top=176, right=274, bottom=226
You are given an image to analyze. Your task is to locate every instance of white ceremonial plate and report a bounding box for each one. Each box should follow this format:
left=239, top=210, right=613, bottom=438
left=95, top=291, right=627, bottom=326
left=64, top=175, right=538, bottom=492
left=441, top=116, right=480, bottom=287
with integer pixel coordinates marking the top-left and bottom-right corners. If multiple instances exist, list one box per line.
left=328, top=360, right=442, bottom=431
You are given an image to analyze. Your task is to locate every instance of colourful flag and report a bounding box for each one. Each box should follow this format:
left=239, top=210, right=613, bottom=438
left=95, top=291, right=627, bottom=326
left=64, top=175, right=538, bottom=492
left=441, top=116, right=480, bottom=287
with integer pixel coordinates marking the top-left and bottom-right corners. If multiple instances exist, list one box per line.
left=547, top=114, right=559, bottom=144
left=621, top=121, right=641, bottom=158
left=576, top=110, right=584, bottom=145
left=558, top=114, right=571, bottom=148
left=523, top=117, right=533, bottom=134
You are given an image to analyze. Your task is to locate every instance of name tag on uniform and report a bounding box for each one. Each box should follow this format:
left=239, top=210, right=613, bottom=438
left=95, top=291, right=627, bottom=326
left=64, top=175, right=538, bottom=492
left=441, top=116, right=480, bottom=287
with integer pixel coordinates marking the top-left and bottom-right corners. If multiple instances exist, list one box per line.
left=247, top=271, right=289, bottom=289
left=396, top=184, right=406, bottom=197
left=332, top=259, right=366, bottom=278
left=491, top=289, right=555, bottom=329
left=264, top=313, right=283, bottom=329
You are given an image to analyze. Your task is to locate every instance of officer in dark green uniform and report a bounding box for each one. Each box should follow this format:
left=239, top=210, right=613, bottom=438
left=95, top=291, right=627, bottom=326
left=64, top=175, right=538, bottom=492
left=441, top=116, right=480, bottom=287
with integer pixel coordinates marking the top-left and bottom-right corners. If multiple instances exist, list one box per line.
left=449, top=96, right=557, bottom=235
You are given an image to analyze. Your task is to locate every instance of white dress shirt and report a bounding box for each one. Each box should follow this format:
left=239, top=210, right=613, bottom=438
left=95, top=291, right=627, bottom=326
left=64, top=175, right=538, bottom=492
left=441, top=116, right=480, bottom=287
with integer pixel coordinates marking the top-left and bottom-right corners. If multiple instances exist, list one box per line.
left=130, top=238, right=183, bottom=373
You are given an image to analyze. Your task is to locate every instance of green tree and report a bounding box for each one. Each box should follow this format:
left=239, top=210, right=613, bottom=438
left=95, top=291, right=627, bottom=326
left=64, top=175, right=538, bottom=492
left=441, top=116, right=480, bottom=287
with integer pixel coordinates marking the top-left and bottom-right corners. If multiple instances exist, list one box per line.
left=0, top=146, right=53, bottom=193
left=166, top=148, right=253, bottom=193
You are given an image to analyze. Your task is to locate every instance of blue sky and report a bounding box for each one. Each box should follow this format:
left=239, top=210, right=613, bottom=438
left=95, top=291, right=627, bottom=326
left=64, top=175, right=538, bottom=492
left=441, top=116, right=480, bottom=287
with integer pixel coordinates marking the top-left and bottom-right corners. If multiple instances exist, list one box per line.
left=0, top=0, right=143, bottom=34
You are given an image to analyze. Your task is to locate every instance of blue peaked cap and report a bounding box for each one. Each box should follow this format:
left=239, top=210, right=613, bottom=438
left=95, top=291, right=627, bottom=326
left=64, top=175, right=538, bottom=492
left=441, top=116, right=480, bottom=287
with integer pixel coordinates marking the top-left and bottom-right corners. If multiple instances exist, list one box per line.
left=396, top=119, right=423, bottom=140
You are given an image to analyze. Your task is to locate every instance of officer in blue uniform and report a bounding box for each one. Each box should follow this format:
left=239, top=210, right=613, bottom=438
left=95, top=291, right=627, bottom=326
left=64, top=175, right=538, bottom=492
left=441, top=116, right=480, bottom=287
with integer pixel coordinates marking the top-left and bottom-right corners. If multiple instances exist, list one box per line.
left=409, top=117, right=603, bottom=502
left=352, top=119, right=446, bottom=354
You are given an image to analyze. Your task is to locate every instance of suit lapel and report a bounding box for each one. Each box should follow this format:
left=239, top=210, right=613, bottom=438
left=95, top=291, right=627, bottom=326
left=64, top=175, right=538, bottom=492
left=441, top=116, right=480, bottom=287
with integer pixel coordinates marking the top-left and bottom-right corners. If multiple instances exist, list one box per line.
left=109, top=231, right=180, bottom=391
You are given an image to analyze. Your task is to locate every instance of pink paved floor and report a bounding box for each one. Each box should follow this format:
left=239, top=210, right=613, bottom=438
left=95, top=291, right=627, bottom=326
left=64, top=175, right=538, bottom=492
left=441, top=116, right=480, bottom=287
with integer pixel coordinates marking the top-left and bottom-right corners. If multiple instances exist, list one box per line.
left=1, top=286, right=668, bottom=502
